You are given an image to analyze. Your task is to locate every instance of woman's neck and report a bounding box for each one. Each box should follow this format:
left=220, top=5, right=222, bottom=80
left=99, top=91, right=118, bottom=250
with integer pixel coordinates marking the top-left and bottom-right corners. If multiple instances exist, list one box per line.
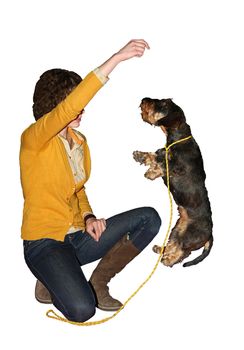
left=59, top=127, right=74, bottom=149
left=59, top=127, right=68, bottom=138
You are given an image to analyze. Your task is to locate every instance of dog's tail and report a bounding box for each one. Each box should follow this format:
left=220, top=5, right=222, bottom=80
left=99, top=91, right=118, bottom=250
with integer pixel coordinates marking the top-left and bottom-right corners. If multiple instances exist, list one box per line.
left=183, top=236, right=213, bottom=267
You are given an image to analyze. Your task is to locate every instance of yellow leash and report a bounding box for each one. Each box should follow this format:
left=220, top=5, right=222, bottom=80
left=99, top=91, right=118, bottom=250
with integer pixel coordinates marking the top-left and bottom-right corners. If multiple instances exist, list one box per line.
left=46, top=135, right=192, bottom=326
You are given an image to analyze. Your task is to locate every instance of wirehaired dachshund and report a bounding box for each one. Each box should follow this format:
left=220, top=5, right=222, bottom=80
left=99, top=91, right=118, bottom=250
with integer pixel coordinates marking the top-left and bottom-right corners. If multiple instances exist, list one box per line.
left=133, top=98, right=213, bottom=267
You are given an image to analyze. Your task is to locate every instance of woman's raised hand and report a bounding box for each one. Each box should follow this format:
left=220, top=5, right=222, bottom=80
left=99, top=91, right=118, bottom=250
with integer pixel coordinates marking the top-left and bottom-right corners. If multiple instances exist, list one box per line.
left=98, top=39, right=150, bottom=77
left=115, top=39, right=150, bottom=61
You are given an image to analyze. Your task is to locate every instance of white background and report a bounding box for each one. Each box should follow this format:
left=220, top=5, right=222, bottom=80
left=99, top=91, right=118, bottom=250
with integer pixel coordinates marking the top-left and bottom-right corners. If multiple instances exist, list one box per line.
left=1, top=0, right=243, bottom=348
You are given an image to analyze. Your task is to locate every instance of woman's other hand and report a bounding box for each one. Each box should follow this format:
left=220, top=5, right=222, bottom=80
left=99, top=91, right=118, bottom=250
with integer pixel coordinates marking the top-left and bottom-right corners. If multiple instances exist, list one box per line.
left=85, top=217, right=106, bottom=242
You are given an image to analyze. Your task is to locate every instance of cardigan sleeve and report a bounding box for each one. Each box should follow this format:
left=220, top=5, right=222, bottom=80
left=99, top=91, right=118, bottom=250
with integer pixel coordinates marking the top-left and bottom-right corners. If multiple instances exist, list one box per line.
left=21, top=71, right=104, bottom=151
left=76, top=186, right=94, bottom=219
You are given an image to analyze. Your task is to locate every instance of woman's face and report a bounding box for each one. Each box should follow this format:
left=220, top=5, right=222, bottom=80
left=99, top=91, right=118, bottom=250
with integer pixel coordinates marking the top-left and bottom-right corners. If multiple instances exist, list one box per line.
left=67, top=109, right=85, bottom=128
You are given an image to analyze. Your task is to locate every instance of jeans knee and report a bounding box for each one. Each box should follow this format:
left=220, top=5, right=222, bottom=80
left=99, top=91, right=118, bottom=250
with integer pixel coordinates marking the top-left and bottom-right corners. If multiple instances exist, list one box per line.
left=145, top=207, right=162, bottom=232
left=65, top=299, right=96, bottom=323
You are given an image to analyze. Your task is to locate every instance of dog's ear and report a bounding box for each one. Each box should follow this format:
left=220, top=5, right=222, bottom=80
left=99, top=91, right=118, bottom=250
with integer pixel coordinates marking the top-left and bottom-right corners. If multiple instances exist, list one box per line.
left=156, top=113, right=185, bottom=127
left=156, top=115, right=174, bottom=127
left=156, top=101, right=186, bottom=128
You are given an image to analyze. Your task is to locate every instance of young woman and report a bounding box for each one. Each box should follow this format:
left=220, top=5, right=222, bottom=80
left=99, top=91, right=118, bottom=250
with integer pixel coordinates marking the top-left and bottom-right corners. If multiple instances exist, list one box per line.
left=20, top=39, right=161, bottom=322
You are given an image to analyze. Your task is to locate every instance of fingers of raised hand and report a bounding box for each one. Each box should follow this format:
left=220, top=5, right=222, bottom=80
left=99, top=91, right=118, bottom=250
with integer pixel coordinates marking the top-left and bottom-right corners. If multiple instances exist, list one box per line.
left=128, top=40, right=149, bottom=57
left=118, top=39, right=150, bottom=61
left=129, top=39, right=150, bottom=50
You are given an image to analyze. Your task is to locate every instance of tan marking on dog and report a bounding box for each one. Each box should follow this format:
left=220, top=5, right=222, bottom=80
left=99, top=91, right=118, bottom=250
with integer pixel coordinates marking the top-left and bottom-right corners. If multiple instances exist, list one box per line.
left=176, top=206, right=192, bottom=237
left=143, top=113, right=164, bottom=125
left=144, top=152, right=157, bottom=165
left=161, top=240, right=185, bottom=267
left=153, top=242, right=191, bottom=267
left=153, top=112, right=165, bottom=123
left=204, top=240, right=210, bottom=250
left=133, top=151, right=156, bottom=165
left=140, top=103, right=154, bottom=124
left=140, top=103, right=165, bottom=125
left=160, top=125, right=167, bottom=135
left=133, top=151, right=164, bottom=180
left=145, top=163, right=164, bottom=180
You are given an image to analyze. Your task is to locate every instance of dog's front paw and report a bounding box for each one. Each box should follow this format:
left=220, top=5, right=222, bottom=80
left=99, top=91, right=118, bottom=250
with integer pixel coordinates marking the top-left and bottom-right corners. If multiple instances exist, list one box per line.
left=145, top=163, right=164, bottom=180
left=133, top=151, right=148, bottom=164
left=145, top=168, right=157, bottom=180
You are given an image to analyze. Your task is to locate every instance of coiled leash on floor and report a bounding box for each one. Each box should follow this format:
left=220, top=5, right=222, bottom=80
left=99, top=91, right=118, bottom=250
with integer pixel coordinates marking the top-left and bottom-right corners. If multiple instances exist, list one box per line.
left=46, top=135, right=192, bottom=326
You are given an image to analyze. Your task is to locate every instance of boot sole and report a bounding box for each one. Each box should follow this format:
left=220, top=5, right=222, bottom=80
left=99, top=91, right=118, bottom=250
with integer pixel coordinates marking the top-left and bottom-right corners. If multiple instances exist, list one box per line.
left=35, top=296, right=52, bottom=304
left=97, top=303, right=123, bottom=312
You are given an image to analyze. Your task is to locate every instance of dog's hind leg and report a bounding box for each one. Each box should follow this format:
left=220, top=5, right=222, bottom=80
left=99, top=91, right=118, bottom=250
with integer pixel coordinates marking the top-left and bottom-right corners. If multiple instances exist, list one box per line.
left=152, top=206, right=192, bottom=267
left=153, top=240, right=189, bottom=267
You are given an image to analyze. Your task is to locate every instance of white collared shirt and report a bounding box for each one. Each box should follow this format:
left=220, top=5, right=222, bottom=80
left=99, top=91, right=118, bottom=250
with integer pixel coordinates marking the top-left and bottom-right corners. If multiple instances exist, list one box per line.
left=58, top=133, right=86, bottom=184
left=58, top=68, right=108, bottom=234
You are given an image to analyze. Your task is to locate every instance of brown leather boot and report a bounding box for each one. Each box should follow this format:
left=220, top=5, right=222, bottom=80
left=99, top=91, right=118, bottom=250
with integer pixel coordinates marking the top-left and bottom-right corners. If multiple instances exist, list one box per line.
left=35, top=280, right=52, bottom=304
left=89, top=235, right=140, bottom=311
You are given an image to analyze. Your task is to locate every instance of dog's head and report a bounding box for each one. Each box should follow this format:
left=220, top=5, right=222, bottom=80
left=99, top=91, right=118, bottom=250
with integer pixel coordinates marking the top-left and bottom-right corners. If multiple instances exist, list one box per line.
left=140, top=98, right=186, bottom=131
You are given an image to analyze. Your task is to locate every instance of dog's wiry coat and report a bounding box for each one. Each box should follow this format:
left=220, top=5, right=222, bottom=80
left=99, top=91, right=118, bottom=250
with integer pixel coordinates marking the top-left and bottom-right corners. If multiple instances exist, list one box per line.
left=133, top=98, right=213, bottom=267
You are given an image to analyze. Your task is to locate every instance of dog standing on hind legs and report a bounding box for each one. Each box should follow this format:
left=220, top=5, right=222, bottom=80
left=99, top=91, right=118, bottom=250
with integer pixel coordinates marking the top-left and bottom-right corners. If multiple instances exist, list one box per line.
left=133, top=98, right=213, bottom=267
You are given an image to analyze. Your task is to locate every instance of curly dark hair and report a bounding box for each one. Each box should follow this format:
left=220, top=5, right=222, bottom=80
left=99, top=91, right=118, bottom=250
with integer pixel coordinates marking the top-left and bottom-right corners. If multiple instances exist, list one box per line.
left=33, top=68, right=82, bottom=120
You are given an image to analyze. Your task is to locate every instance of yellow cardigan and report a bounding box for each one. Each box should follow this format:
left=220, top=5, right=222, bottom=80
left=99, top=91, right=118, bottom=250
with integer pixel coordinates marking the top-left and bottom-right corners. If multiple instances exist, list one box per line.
left=19, top=71, right=103, bottom=241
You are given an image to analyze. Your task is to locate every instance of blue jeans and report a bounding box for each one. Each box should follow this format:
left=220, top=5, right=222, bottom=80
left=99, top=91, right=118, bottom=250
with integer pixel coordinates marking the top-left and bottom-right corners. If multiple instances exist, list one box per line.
left=23, top=207, right=161, bottom=322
